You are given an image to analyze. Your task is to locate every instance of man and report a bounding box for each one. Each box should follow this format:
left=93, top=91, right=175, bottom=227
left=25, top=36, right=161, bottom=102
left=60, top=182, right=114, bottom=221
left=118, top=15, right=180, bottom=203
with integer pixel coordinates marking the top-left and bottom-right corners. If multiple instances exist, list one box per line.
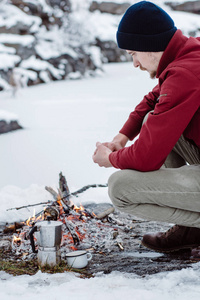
left=92, top=1, right=200, bottom=258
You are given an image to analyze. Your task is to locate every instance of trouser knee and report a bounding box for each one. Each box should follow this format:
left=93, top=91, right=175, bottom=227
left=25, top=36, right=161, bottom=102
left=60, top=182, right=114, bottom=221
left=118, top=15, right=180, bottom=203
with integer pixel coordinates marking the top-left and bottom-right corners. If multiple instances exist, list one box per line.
left=108, top=170, right=138, bottom=211
left=108, top=171, right=120, bottom=207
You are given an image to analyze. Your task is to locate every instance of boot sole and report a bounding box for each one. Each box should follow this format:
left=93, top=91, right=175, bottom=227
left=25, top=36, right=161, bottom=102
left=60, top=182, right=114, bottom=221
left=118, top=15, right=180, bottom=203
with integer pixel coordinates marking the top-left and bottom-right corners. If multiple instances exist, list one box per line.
left=141, top=240, right=199, bottom=253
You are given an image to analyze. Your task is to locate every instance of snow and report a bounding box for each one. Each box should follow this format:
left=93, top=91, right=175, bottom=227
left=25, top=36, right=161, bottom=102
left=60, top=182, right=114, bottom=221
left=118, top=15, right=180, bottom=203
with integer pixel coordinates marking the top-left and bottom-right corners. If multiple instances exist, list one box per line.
left=35, top=27, right=79, bottom=60
left=1, top=264, right=200, bottom=300
left=0, top=3, right=41, bottom=33
left=87, top=46, right=103, bottom=68
left=0, top=76, right=10, bottom=90
left=20, top=55, right=65, bottom=79
left=0, top=109, right=19, bottom=122
left=1, top=62, right=200, bottom=299
left=0, top=33, right=35, bottom=46
left=0, top=62, right=153, bottom=189
left=0, top=53, right=20, bottom=70
left=0, top=44, right=16, bottom=54
left=1, top=0, right=200, bottom=87
left=1, top=1, right=200, bottom=298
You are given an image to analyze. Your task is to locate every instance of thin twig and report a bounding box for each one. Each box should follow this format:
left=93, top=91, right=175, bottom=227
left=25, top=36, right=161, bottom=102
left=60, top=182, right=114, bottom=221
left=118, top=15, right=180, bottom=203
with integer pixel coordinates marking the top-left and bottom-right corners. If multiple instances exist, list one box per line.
left=7, top=183, right=108, bottom=212
left=62, top=183, right=108, bottom=200
left=6, top=201, right=52, bottom=211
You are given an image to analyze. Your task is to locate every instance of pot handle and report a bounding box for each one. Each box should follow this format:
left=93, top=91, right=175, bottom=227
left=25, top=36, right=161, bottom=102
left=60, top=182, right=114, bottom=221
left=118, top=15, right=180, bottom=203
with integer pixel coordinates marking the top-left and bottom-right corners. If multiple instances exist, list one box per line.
left=29, top=225, right=38, bottom=253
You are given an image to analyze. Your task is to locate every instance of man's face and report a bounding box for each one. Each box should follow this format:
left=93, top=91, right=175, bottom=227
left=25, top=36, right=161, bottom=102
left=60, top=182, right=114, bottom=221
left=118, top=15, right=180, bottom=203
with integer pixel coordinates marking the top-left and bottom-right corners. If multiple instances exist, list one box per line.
left=126, top=50, right=163, bottom=79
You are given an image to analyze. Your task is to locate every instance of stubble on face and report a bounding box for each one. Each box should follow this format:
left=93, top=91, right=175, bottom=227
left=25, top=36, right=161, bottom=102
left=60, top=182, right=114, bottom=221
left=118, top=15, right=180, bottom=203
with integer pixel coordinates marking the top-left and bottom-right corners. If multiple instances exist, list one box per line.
left=127, top=50, right=163, bottom=79
left=149, top=70, right=157, bottom=79
left=139, top=65, right=156, bottom=79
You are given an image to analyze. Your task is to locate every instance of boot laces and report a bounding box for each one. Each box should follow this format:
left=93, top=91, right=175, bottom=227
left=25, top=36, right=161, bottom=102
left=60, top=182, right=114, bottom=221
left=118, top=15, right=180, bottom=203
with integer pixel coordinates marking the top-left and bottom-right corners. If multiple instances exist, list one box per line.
left=164, top=225, right=179, bottom=237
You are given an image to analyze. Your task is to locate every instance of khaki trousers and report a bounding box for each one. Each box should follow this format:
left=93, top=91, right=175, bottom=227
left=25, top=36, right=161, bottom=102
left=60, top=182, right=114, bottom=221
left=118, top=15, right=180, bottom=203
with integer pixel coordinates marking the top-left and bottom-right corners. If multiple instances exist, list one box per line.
left=108, top=135, right=200, bottom=228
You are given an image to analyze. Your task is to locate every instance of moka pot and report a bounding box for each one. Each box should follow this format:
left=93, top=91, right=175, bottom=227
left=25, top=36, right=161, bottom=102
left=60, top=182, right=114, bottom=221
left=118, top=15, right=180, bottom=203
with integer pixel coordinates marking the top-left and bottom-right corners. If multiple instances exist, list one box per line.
left=29, top=219, right=63, bottom=267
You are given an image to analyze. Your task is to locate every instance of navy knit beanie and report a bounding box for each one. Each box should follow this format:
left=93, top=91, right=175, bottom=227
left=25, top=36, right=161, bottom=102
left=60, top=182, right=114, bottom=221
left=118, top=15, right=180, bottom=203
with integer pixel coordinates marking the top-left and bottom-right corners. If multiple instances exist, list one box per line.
left=117, top=1, right=177, bottom=51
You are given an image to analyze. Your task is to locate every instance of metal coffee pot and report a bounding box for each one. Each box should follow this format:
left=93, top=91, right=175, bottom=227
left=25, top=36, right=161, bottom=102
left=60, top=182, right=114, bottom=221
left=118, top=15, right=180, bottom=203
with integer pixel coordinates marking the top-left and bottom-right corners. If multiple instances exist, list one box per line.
left=30, top=218, right=63, bottom=267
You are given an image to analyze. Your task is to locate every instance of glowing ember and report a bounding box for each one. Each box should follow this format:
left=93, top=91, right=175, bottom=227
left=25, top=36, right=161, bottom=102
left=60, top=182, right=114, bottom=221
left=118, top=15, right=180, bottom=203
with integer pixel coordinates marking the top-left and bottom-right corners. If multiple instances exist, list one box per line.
left=13, top=234, right=21, bottom=246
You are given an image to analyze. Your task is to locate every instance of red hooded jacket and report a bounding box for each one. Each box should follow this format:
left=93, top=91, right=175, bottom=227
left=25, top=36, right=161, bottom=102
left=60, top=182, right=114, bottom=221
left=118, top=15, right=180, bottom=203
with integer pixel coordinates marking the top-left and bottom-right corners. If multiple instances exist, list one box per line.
left=109, top=30, right=200, bottom=171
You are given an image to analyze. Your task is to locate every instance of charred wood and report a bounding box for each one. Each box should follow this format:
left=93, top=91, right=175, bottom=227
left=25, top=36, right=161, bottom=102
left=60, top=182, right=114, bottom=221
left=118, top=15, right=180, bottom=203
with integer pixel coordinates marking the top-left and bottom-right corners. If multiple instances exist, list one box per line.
left=3, top=222, right=24, bottom=233
left=64, top=218, right=80, bottom=246
left=59, top=172, right=71, bottom=204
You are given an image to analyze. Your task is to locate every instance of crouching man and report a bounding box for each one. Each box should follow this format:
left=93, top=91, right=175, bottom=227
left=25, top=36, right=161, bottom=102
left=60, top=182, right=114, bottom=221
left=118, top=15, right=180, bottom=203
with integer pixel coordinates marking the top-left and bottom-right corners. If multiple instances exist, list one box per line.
left=93, top=1, right=200, bottom=258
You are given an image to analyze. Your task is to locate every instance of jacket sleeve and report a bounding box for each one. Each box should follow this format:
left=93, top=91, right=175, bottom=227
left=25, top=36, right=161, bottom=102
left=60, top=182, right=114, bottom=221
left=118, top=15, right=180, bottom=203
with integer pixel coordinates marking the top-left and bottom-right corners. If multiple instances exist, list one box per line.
left=109, top=67, right=200, bottom=171
left=119, top=84, right=160, bottom=140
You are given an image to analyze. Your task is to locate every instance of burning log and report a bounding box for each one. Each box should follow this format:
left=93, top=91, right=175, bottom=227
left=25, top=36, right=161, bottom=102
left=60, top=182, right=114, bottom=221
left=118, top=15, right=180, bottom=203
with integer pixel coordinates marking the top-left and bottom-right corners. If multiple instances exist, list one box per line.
left=44, top=206, right=59, bottom=221
left=64, top=218, right=80, bottom=246
left=3, top=222, right=24, bottom=233
left=45, top=186, right=71, bottom=214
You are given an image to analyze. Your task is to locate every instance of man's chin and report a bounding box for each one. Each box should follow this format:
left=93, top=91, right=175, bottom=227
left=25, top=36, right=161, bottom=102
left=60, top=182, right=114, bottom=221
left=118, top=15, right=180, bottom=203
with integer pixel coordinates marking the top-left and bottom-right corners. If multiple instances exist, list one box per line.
left=149, top=71, right=157, bottom=79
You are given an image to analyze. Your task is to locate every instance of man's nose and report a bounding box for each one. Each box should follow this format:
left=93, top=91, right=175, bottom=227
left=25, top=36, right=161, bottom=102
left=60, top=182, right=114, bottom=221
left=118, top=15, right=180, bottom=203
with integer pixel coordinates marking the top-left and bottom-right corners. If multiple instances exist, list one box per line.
left=132, top=57, right=139, bottom=68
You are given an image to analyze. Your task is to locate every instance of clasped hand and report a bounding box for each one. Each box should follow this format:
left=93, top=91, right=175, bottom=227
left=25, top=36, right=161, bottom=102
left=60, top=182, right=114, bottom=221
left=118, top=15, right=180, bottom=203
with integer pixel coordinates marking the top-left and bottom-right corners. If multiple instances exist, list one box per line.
left=92, top=142, right=113, bottom=167
left=92, top=133, right=129, bottom=168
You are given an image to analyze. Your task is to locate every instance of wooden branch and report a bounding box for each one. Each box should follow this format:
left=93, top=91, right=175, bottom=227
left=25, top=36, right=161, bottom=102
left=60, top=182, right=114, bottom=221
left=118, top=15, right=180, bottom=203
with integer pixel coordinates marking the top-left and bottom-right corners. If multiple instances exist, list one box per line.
left=3, top=222, right=24, bottom=233
left=65, top=218, right=80, bottom=246
left=6, top=201, right=51, bottom=211
left=71, top=184, right=108, bottom=197
left=96, top=207, right=115, bottom=220
left=45, top=186, right=59, bottom=201
left=59, top=172, right=71, bottom=204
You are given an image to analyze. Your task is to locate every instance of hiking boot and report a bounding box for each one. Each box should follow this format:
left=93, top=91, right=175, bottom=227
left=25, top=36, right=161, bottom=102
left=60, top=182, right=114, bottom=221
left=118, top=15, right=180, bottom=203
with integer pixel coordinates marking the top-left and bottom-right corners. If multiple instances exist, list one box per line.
left=141, top=225, right=200, bottom=253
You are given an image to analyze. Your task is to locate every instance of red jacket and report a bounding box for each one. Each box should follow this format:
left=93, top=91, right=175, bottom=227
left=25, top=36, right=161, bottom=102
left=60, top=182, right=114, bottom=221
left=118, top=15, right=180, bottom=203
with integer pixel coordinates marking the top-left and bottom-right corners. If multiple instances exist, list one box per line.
left=109, top=30, right=200, bottom=171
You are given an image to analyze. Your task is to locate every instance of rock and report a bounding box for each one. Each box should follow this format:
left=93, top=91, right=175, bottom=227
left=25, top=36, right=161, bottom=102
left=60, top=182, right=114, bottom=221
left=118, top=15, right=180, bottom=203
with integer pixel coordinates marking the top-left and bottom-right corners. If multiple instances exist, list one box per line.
left=0, top=4, right=41, bottom=35
left=89, top=1, right=130, bottom=15
left=48, top=0, right=71, bottom=12
left=0, top=34, right=36, bottom=60
left=0, top=120, right=23, bottom=134
left=0, top=0, right=131, bottom=92
left=96, top=39, right=131, bottom=63
left=0, top=238, right=11, bottom=250
left=166, top=1, right=200, bottom=14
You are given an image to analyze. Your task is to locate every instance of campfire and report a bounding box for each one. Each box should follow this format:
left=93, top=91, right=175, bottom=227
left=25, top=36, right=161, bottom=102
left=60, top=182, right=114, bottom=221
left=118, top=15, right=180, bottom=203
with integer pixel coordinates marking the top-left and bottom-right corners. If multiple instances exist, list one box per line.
left=4, top=173, right=134, bottom=267
left=1, top=173, right=194, bottom=276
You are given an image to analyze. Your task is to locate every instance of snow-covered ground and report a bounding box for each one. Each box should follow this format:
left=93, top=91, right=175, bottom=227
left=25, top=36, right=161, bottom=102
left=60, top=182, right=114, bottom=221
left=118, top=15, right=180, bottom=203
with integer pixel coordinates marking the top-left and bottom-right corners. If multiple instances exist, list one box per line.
left=1, top=1, right=200, bottom=298
left=1, top=62, right=200, bottom=299
left=1, top=265, right=200, bottom=300
left=0, top=62, right=155, bottom=190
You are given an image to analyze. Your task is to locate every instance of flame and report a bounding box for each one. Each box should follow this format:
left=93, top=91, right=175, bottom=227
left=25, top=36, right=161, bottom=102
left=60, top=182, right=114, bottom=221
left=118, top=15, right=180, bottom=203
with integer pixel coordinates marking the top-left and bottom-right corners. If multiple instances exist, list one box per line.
left=70, top=246, right=77, bottom=251
left=57, top=197, right=65, bottom=215
left=25, top=209, right=44, bottom=226
left=13, top=235, right=21, bottom=245
left=12, top=193, right=96, bottom=253
left=74, top=204, right=84, bottom=212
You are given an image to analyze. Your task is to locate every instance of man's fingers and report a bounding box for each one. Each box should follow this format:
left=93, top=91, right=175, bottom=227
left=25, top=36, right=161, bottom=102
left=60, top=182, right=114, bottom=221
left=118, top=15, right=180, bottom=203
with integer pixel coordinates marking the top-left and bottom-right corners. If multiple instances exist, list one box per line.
left=96, top=141, right=102, bottom=147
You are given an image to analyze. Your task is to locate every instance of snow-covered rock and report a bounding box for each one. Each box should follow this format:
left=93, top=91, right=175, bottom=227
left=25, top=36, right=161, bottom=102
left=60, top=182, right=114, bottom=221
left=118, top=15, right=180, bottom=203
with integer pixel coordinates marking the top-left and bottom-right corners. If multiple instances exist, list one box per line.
left=0, top=0, right=129, bottom=92
left=0, top=110, right=22, bottom=134
left=1, top=0, right=200, bottom=92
